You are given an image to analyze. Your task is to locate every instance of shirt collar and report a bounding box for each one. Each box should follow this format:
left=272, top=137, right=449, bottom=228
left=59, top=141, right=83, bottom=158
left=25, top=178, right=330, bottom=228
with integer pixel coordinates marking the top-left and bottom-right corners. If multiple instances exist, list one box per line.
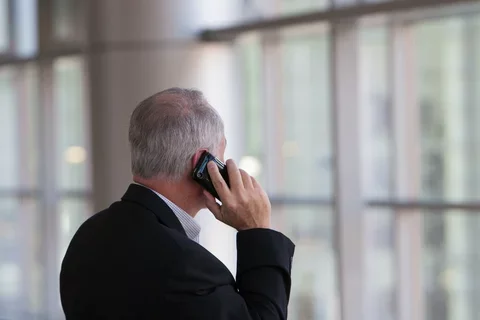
left=134, top=183, right=201, bottom=242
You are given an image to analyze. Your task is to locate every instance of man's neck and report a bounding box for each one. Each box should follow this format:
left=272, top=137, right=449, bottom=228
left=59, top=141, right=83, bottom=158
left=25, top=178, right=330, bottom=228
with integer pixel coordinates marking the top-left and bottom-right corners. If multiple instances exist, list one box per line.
left=133, top=177, right=201, bottom=217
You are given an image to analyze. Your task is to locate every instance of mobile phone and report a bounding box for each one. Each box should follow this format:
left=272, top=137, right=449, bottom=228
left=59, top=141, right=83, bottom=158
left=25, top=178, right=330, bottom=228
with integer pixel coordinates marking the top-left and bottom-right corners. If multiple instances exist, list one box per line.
left=192, top=151, right=229, bottom=200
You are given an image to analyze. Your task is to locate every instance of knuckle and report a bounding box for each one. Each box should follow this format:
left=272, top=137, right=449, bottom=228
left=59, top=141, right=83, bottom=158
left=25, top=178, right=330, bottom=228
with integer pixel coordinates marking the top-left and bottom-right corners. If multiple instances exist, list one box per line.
left=228, top=203, right=238, bottom=212
left=239, top=193, right=250, bottom=204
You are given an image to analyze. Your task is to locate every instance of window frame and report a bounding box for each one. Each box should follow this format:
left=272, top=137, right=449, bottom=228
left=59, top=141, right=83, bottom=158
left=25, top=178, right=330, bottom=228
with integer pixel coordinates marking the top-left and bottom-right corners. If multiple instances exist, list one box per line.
left=216, top=2, right=480, bottom=320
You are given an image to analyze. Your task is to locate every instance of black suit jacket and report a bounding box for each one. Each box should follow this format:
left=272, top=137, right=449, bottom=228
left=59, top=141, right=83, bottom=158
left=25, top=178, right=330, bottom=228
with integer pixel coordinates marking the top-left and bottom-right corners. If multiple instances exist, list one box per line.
left=60, top=184, right=295, bottom=319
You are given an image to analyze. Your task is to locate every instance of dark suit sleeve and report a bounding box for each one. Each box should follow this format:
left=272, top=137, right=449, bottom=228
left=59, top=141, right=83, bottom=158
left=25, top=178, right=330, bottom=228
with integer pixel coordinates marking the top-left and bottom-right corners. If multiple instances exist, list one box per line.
left=236, top=229, right=295, bottom=318
left=164, top=229, right=295, bottom=320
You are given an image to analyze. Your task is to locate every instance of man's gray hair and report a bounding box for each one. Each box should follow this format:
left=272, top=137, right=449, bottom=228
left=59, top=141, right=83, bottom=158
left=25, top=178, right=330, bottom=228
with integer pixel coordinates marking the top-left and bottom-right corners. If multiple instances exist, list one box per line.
left=129, top=88, right=224, bottom=181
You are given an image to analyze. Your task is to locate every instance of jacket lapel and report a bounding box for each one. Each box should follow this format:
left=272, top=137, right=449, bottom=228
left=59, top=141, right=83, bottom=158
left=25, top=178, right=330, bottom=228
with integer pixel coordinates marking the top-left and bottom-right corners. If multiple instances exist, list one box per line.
left=121, top=184, right=187, bottom=236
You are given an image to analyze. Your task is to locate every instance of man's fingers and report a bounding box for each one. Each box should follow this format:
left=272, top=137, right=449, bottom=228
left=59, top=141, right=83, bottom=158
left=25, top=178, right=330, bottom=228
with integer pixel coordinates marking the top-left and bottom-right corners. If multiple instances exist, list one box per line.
left=239, top=169, right=253, bottom=189
left=207, top=162, right=231, bottom=200
left=203, top=190, right=221, bottom=217
left=225, top=159, right=244, bottom=190
left=251, top=176, right=261, bottom=189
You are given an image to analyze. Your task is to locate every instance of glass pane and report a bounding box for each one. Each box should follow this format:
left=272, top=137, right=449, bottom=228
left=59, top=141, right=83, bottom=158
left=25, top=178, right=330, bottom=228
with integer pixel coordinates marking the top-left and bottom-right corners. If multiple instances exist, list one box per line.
left=239, top=35, right=265, bottom=184
left=0, top=0, right=8, bottom=52
left=272, top=205, right=338, bottom=320
left=333, top=0, right=357, bottom=7
left=357, top=0, right=391, bottom=4
left=243, top=0, right=329, bottom=17
left=0, top=198, right=42, bottom=319
left=280, top=0, right=328, bottom=15
left=476, top=16, right=480, bottom=116
left=57, top=198, right=91, bottom=268
left=0, top=66, right=39, bottom=190
left=0, top=68, right=18, bottom=189
left=364, top=209, right=396, bottom=320
left=276, top=33, right=332, bottom=198
left=423, top=210, right=480, bottom=320
left=334, top=0, right=393, bottom=7
left=415, top=16, right=480, bottom=202
left=13, top=0, right=38, bottom=57
left=54, top=57, right=91, bottom=191
left=53, top=0, right=84, bottom=42
left=360, top=26, right=393, bottom=199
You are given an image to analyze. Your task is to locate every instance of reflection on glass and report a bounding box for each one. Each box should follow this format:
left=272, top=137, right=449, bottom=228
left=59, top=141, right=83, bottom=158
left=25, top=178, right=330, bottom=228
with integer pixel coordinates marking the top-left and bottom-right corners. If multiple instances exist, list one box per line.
left=422, top=210, right=480, bottom=320
left=64, top=146, right=87, bottom=164
left=239, top=156, right=262, bottom=178
left=279, top=34, right=332, bottom=198
left=360, top=26, right=393, bottom=199
left=364, top=209, right=396, bottom=320
left=272, top=205, right=338, bottom=320
left=416, top=17, right=480, bottom=202
left=0, top=198, right=41, bottom=319
left=53, top=57, right=90, bottom=191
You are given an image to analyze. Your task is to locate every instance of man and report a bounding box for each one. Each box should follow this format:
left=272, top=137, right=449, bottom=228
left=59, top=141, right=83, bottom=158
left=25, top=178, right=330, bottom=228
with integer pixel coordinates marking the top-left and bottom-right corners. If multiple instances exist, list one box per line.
left=60, top=88, right=295, bottom=319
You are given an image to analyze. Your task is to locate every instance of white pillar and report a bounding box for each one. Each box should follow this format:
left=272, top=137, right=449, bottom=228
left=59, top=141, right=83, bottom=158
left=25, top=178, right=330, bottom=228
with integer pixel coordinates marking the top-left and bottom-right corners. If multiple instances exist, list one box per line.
left=87, top=0, right=242, bottom=275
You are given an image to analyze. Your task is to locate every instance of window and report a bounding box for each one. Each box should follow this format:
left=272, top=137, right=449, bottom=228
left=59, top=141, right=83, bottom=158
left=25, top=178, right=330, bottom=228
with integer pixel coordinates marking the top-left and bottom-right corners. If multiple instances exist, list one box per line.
left=273, top=205, right=337, bottom=320
left=0, top=3, right=90, bottom=316
left=0, top=64, right=43, bottom=319
left=52, top=0, right=85, bottom=43
left=0, top=0, right=9, bottom=53
left=237, top=3, right=480, bottom=320
left=360, top=26, right=393, bottom=200
left=279, top=32, right=332, bottom=198
left=414, top=16, right=480, bottom=320
left=240, top=25, right=337, bottom=320
left=360, top=24, right=397, bottom=320
left=361, top=12, right=480, bottom=320
left=53, top=56, right=91, bottom=268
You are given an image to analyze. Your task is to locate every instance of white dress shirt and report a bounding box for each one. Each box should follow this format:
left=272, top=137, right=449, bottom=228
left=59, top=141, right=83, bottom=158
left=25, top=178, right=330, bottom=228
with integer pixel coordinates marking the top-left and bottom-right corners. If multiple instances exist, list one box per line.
left=136, top=184, right=201, bottom=243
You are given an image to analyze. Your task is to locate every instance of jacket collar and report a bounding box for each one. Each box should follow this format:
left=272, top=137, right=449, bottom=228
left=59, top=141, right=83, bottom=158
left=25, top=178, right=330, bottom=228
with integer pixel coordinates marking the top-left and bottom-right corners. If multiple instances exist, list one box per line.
left=121, top=184, right=187, bottom=236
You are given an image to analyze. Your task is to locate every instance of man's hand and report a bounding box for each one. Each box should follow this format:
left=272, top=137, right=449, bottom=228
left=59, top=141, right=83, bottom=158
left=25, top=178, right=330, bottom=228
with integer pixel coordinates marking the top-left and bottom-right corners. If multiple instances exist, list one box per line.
left=204, top=159, right=271, bottom=231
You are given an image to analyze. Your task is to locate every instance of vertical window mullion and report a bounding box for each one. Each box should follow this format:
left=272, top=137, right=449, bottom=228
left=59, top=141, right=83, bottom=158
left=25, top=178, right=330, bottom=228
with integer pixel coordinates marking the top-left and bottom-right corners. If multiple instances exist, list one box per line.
left=330, top=19, right=364, bottom=320
left=391, top=22, right=424, bottom=320
left=38, top=60, right=59, bottom=318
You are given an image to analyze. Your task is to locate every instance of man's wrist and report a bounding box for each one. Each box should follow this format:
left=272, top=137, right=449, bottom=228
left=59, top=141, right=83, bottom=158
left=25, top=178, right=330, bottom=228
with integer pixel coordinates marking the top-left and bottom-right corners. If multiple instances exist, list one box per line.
left=236, top=224, right=271, bottom=232
left=236, top=228, right=295, bottom=275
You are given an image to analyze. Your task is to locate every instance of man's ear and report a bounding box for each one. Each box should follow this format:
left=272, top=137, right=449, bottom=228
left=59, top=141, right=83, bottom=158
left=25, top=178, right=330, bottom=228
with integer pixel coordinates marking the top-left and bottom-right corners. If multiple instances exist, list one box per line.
left=191, top=149, right=208, bottom=169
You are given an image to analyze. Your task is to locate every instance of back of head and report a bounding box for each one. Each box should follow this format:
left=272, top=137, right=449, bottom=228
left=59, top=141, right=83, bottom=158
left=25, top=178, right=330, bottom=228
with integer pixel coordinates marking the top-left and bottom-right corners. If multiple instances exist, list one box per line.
left=129, top=88, right=224, bottom=181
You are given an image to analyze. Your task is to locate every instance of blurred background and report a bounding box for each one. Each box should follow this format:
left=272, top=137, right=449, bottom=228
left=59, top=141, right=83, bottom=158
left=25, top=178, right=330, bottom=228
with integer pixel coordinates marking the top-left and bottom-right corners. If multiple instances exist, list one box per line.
left=1, top=0, right=480, bottom=319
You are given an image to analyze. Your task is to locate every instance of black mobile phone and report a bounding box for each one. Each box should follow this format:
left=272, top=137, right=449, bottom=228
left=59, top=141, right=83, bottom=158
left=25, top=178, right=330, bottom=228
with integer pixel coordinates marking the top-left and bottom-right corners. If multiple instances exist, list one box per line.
left=192, top=151, right=229, bottom=200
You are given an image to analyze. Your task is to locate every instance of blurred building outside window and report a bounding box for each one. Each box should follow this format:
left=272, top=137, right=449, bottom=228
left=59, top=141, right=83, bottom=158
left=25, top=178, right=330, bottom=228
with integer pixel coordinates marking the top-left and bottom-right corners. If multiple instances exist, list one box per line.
left=238, top=1, right=480, bottom=319
left=0, top=0, right=480, bottom=319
